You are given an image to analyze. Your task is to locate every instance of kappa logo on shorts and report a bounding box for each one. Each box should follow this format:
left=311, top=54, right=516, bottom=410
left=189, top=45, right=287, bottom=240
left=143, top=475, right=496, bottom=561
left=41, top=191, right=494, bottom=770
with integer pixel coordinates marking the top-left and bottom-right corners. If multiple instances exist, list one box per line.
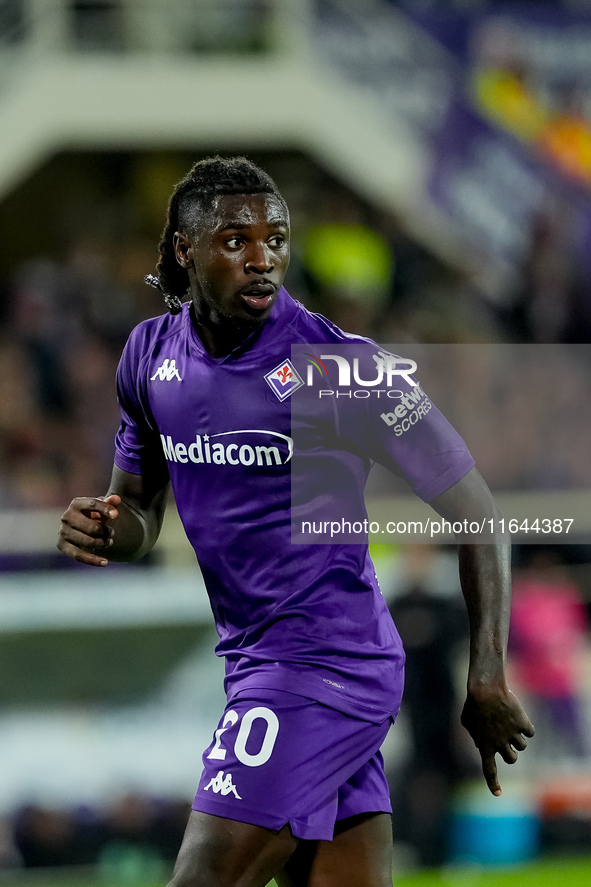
left=150, top=358, right=182, bottom=382
left=204, top=770, right=242, bottom=799
left=264, top=359, right=303, bottom=401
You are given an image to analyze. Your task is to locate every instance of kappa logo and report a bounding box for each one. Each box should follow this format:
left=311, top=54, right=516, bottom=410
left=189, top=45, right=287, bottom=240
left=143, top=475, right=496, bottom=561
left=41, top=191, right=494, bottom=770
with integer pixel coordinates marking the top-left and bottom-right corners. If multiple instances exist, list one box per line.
left=204, top=770, right=242, bottom=799
left=264, top=359, right=304, bottom=402
left=150, top=358, right=182, bottom=382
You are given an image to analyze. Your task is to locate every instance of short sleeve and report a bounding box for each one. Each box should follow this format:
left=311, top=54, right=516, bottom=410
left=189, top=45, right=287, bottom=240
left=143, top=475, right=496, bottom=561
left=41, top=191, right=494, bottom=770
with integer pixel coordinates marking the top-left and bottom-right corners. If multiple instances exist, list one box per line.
left=365, top=398, right=474, bottom=501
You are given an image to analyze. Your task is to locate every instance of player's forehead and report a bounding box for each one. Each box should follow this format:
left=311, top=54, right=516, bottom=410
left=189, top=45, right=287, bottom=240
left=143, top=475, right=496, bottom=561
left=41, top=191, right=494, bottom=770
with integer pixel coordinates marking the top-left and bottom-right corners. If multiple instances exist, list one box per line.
left=208, top=193, right=289, bottom=233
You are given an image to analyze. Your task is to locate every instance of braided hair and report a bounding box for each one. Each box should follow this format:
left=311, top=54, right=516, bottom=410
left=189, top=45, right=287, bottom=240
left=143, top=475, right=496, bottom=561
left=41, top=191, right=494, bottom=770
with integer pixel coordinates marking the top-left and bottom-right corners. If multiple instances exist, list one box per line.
left=145, top=156, right=287, bottom=314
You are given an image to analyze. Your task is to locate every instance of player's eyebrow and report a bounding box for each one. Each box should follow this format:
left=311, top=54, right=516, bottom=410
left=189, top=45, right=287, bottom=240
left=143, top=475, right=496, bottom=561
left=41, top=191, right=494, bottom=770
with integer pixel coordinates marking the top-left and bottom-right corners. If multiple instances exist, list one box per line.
left=218, top=223, right=251, bottom=232
left=268, top=215, right=289, bottom=228
left=217, top=216, right=289, bottom=232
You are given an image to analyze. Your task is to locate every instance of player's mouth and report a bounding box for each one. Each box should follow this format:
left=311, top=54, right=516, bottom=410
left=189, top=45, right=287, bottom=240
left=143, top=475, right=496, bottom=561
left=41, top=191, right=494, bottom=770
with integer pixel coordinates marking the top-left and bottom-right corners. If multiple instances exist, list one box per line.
left=239, top=282, right=277, bottom=311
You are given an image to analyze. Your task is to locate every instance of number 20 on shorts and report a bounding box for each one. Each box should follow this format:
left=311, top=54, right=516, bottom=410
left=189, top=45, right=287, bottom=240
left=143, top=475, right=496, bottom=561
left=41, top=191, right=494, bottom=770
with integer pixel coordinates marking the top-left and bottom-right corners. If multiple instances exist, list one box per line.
left=207, top=707, right=279, bottom=767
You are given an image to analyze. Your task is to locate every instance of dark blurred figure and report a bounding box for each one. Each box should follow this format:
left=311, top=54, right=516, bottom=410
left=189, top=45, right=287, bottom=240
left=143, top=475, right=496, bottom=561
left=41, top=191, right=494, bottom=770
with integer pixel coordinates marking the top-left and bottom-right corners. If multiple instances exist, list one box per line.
left=99, top=792, right=165, bottom=880
left=0, top=0, right=24, bottom=44
left=388, top=547, right=470, bottom=866
left=508, top=204, right=591, bottom=344
left=0, top=814, right=21, bottom=869
left=99, top=792, right=189, bottom=876
left=11, top=794, right=189, bottom=873
left=13, top=804, right=101, bottom=867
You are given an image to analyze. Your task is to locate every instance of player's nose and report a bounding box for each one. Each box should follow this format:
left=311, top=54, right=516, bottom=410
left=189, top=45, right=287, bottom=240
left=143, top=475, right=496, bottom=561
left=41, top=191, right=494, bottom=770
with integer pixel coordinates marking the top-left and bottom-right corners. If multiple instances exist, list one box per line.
left=245, top=243, right=274, bottom=274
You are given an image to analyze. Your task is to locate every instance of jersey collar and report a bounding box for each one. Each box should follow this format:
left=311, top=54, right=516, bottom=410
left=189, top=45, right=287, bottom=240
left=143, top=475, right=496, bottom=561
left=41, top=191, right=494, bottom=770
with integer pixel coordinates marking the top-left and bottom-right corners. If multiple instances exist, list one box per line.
left=184, top=287, right=297, bottom=363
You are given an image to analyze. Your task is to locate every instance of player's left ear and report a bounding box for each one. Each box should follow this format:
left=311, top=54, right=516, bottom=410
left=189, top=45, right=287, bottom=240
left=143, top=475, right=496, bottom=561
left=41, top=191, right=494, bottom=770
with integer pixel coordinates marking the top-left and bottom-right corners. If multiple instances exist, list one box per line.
left=173, top=232, right=193, bottom=268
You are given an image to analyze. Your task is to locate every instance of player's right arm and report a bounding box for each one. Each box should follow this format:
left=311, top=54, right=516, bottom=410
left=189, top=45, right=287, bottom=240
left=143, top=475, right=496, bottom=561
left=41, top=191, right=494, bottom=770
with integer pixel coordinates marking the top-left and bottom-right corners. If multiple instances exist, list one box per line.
left=57, top=464, right=169, bottom=567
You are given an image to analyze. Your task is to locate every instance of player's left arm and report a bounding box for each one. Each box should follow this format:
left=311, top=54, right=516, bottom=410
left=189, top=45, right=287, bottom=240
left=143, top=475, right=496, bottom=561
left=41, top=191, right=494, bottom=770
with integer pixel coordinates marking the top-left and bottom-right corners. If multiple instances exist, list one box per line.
left=428, top=466, right=535, bottom=796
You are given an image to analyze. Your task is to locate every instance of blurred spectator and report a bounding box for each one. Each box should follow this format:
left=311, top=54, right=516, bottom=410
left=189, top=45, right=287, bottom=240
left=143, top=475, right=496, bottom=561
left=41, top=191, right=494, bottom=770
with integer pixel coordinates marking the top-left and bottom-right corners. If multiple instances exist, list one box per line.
left=0, top=241, right=148, bottom=509
left=10, top=793, right=188, bottom=871
left=537, top=87, right=591, bottom=188
left=508, top=203, right=591, bottom=343
left=510, top=549, right=590, bottom=760
left=98, top=792, right=167, bottom=881
left=471, top=17, right=547, bottom=142
left=470, top=9, right=591, bottom=210
left=387, top=546, right=470, bottom=866
left=14, top=805, right=86, bottom=868
left=301, top=191, right=394, bottom=336
left=0, top=0, right=23, bottom=44
left=475, top=62, right=547, bottom=143
left=0, top=815, right=21, bottom=869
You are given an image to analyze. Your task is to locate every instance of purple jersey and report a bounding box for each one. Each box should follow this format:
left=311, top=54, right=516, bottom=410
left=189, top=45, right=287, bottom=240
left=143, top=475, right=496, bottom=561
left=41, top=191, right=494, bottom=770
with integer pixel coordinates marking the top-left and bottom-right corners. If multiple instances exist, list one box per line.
left=114, top=289, right=474, bottom=721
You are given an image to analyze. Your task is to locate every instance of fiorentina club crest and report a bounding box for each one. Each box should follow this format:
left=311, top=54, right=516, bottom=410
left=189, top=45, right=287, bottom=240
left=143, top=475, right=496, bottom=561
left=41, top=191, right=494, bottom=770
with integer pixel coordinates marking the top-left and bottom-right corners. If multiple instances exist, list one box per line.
left=264, top=359, right=304, bottom=401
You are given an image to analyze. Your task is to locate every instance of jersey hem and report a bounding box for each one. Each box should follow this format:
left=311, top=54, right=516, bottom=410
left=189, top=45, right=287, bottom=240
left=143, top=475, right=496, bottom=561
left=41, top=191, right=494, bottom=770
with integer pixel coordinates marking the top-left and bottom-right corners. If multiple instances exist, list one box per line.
left=113, top=452, right=143, bottom=475
left=191, top=797, right=335, bottom=841
left=416, top=454, right=475, bottom=502
left=225, top=664, right=403, bottom=724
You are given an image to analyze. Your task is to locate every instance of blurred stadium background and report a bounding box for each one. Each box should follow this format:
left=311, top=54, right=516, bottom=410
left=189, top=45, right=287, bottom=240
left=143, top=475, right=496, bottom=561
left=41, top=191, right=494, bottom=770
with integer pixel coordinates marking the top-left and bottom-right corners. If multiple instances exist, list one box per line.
left=1, top=0, right=591, bottom=883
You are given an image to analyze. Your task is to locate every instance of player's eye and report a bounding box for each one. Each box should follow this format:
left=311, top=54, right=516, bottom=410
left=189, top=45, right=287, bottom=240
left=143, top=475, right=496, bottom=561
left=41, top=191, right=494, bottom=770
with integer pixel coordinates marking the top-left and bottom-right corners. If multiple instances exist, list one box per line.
left=269, top=234, right=286, bottom=248
left=225, top=236, right=244, bottom=249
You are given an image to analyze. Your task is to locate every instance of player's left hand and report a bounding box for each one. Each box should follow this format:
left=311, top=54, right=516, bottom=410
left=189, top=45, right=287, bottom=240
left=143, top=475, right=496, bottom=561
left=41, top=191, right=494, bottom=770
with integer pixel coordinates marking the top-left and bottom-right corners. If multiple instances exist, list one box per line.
left=460, top=683, right=534, bottom=796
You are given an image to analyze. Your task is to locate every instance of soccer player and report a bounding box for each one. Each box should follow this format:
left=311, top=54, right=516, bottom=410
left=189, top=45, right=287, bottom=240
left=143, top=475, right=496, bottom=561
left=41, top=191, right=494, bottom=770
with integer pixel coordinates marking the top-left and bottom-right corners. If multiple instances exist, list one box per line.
left=57, top=156, right=534, bottom=887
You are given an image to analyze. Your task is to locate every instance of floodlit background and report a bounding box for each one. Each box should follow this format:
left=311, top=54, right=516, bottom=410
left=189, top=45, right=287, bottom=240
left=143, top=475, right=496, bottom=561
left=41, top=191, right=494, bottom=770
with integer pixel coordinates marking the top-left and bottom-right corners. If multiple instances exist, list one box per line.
left=1, top=0, right=591, bottom=882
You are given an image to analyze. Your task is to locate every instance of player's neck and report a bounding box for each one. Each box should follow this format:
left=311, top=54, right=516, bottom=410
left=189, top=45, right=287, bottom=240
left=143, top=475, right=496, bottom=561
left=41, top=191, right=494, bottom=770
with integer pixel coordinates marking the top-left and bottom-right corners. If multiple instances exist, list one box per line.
left=190, top=301, right=261, bottom=358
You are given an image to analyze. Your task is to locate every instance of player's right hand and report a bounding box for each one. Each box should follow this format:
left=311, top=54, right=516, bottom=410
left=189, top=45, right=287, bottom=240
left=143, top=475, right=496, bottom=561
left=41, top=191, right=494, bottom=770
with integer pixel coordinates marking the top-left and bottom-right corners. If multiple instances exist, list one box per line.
left=57, top=495, right=121, bottom=566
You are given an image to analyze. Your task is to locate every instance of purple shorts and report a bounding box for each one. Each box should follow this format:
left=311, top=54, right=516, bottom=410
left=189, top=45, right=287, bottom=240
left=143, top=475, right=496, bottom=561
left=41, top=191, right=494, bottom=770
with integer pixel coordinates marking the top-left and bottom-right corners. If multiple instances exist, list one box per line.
left=192, top=689, right=393, bottom=841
